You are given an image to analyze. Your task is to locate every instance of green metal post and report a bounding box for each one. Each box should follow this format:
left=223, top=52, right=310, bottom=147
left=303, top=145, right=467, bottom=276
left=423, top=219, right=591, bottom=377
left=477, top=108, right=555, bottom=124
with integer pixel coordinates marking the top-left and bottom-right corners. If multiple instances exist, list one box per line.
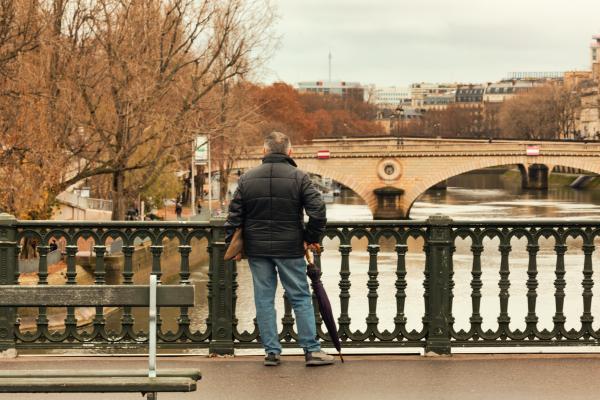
left=425, top=215, right=453, bottom=355
left=208, top=219, right=235, bottom=355
left=0, top=214, right=17, bottom=353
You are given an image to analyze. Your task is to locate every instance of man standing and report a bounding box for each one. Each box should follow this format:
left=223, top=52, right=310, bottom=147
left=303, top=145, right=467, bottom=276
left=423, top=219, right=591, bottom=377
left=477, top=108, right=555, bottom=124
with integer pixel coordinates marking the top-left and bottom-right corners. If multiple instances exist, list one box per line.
left=175, top=201, right=183, bottom=220
left=225, top=131, right=334, bottom=367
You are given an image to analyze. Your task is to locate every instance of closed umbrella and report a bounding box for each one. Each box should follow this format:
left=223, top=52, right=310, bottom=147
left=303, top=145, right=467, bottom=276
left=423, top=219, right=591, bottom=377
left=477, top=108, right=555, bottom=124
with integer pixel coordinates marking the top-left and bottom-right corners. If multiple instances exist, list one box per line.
left=305, top=248, right=344, bottom=363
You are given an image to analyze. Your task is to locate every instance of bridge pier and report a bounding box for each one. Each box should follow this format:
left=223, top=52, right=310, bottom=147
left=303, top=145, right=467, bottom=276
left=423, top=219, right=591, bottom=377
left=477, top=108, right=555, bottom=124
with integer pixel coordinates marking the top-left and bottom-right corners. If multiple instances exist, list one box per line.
left=373, top=187, right=406, bottom=220
left=520, top=164, right=549, bottom=190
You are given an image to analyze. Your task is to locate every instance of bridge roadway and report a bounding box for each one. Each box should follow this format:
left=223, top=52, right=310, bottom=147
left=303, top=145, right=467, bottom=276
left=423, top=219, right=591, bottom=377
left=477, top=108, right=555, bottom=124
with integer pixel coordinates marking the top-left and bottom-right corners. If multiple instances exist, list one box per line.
left=234, top=137, right=600, bottom=219
left=2, top=353, right=600, bottom=399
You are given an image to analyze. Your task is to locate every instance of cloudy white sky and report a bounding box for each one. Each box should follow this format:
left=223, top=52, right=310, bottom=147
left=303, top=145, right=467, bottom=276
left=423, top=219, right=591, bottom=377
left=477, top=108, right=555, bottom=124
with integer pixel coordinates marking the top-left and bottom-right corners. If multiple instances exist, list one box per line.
left=263, top=0, right=600, bottom=87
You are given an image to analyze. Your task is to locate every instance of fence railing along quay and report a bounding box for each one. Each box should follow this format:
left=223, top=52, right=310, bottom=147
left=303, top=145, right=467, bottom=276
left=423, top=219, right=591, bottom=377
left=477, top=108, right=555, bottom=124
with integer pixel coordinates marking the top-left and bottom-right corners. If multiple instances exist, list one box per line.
left=2, top=213, right=600, bottom=355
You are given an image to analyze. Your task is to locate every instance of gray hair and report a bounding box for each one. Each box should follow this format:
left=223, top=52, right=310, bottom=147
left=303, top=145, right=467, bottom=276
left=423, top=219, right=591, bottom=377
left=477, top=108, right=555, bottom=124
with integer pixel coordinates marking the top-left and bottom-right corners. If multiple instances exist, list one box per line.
left=264, top=131, right=291, bottom=154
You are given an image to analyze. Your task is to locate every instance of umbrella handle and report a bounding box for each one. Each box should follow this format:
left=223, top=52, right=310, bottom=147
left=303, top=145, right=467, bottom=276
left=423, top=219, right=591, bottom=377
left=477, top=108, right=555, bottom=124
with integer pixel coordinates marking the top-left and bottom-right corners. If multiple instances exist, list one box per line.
left=305, top=248, right=314, bottom=264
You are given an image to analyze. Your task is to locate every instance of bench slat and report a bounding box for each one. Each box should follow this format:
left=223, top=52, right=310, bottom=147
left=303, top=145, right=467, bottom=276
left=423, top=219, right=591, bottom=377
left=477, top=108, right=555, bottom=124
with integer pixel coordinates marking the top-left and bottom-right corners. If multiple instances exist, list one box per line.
left=0, top=285, right=194, bottom=307
left=0, top=369, right=201, bottom=380
left=0, top=377, right=197, bottom=393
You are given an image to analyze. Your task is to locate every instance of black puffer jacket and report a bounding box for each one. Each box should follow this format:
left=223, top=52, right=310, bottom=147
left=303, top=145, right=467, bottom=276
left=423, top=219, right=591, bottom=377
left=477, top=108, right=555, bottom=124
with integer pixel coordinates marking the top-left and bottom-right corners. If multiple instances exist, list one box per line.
left=225, top=153, right=326, bottom=258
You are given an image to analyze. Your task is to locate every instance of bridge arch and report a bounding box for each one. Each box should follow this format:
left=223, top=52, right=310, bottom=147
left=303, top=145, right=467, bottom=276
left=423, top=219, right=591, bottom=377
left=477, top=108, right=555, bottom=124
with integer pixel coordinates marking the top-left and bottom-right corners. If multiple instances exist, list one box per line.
left=404, top=156, right=600, bottom=218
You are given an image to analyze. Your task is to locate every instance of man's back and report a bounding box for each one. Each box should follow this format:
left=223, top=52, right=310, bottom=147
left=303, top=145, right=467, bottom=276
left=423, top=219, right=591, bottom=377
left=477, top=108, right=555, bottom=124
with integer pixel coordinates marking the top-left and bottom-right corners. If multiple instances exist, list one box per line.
left=225, top=132, right=335, bottom=366
left=227, top=153, right=325, bottom=258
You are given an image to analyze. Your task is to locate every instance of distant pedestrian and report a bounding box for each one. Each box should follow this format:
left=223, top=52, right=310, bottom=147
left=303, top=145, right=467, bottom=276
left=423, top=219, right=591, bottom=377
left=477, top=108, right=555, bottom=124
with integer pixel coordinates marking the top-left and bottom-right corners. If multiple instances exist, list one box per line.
left=196, top=201, right=202, bottom=215
left=175, top=201, right=183, bottom=220
left=125, top=205, right=137, bottom=221
left=49, top=239, right=58, bottom=252
left=31, top=240, right=38, bottom=258
left=225, top=131, right=334, bottom=367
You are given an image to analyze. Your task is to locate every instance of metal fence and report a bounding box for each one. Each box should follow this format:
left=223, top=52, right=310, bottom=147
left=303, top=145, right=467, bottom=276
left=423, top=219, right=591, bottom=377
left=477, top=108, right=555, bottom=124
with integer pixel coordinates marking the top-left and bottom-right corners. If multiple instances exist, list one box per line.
left=2, top=213, right=600, bottom=354
left=85, top=198, right=113, bottom=212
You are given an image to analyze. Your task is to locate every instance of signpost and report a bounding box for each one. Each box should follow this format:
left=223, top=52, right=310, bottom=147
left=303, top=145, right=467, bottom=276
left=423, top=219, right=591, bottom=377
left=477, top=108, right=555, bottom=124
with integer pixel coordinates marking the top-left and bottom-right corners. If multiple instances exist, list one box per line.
left=194, top=136, right=209, bottom=164
left=192, top=136, right=209, bottom=217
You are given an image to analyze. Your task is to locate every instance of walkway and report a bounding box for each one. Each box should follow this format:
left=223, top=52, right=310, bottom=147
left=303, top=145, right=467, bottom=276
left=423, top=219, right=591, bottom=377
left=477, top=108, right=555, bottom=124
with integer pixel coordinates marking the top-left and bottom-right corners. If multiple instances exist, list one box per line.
left=1, top=354, right=600, bottom=399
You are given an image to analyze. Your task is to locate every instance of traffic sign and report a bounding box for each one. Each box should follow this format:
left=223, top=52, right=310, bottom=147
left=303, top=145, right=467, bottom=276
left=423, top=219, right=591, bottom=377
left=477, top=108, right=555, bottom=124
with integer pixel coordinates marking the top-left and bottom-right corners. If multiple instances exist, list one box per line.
left=526, top=145, right=540, bottom=156
left=317, top=150, right=330, bottom=159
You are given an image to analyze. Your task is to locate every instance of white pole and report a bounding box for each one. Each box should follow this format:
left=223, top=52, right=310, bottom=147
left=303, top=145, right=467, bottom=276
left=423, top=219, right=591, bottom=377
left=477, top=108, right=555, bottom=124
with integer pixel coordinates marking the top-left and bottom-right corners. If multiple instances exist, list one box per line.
left=148, top=274, right=157, bottom=378
left=208, top=137, right=212, bottom=218
left=191, top=138, right=196, bottom=217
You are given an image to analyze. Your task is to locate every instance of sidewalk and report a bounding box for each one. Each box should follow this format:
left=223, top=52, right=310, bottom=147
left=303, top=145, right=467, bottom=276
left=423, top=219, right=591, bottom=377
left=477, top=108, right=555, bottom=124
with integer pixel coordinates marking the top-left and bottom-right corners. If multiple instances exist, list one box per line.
left=1, top=354, right=600, bottom=399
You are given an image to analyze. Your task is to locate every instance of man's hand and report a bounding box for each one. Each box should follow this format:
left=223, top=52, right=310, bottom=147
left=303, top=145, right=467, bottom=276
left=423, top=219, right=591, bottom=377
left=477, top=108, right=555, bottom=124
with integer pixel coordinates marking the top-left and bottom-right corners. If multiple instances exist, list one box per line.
left=304, top=242, right=321, bottom=253
left=234, top=253, right=242, bottom=262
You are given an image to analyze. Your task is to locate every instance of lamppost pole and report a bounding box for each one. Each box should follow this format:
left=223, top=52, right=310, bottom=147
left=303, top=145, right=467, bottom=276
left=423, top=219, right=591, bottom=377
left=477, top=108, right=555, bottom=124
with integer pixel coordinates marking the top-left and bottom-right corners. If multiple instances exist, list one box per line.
left=394, top=105, right=404, bottom=149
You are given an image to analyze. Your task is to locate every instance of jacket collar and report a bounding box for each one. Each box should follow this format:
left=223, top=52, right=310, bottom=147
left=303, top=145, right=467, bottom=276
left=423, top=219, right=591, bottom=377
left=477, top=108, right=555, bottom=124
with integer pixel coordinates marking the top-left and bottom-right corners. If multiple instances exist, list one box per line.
left=262, top=152, right=297, bottom=167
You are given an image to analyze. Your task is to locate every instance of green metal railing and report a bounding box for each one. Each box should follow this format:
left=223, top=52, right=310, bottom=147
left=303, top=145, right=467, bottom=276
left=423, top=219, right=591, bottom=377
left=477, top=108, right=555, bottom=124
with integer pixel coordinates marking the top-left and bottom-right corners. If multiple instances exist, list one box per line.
left=2, top=213, right=600, bottom=355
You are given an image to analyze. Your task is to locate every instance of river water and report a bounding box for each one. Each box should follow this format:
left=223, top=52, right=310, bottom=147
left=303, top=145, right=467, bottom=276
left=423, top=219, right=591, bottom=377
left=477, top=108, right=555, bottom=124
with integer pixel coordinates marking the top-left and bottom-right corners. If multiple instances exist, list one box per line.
left=114, top=169, right=600, bottom=346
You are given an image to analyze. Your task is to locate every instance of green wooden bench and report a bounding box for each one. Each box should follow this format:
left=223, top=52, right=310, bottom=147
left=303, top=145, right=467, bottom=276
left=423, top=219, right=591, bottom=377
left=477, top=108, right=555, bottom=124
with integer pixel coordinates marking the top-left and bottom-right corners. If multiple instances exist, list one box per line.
left=0, top=275, right=199, bottom=399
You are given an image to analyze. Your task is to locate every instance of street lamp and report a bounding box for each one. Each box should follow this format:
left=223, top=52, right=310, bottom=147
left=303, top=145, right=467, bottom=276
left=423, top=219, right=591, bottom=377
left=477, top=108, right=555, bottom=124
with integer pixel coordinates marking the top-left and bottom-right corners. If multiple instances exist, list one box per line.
left=433, top=122, right=441, bottom=138
left=393, top=105, right=404, bottom=148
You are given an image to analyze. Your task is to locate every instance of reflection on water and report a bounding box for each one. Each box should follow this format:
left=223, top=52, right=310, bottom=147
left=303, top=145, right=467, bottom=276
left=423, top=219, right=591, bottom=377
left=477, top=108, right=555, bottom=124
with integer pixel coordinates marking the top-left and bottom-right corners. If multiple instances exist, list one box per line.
left=113, top=170, right=600, bottom=343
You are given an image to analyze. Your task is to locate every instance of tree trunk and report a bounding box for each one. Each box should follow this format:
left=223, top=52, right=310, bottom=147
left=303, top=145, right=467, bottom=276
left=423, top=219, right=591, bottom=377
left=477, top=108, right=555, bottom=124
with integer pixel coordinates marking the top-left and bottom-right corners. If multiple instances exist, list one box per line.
left=111, top=170, right=126, bottom=220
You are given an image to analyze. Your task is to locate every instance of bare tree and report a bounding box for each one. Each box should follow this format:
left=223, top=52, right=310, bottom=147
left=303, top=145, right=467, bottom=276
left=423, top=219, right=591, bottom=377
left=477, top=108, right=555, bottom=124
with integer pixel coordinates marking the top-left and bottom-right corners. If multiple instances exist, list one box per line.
left=54, top=0, right=275, bottom=219
left=1, top=0, right=276, bottom=220
left=499, top=84, right=579, bottom=139
left=0, top=0, right=40, bottom=76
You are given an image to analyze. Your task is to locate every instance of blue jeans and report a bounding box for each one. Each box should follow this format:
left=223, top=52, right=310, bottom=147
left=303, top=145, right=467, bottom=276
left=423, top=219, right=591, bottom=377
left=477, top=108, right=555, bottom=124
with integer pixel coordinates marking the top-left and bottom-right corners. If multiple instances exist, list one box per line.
left=248, top=256, right=321, bottom=355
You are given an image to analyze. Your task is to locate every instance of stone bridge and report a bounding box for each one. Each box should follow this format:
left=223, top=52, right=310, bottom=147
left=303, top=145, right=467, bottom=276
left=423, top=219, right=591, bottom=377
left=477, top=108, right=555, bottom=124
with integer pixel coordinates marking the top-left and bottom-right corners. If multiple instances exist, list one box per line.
left=233, top=137, right=600, bottom=219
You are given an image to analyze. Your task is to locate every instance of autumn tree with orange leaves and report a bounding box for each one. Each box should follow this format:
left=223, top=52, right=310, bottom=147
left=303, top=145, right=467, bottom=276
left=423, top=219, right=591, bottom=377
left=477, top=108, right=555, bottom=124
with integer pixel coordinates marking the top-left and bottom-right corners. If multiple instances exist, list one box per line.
left=249, top=82, right=384, bottom=143
left=0, top=0, right=276, bottom=220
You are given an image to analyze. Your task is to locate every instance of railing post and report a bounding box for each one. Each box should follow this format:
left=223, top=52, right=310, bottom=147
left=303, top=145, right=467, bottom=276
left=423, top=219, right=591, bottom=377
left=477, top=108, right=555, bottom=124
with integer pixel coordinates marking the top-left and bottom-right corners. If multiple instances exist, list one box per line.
left=0, top=214, right=17, bottom=355
left=208, top=219, right=235, bottom=355
left=425, top=214, right=453, bottom=355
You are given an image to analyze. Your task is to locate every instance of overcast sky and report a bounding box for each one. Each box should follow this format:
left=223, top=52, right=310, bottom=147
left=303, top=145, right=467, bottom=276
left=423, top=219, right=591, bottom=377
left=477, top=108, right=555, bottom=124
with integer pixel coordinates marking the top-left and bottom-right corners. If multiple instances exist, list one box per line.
left=262, top=0, right=600, bottom=87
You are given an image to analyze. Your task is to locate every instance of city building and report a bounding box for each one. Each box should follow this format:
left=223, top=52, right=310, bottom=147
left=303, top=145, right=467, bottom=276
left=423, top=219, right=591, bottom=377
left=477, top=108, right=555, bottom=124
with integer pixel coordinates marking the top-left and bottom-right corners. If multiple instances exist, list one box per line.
left=410, top=82, right=458, bottom=108
left=377, top=107, right=423, bottom=133
left=455, top=84, right=485, bottom=105
left=297, top=80, right=365, bottom=102
left=421, top=91, right=456, bottom=110
left=577, top=81, right=599, bottom=139
left=575, top=35, right=600, bottom=139
left=564, top=71, right=593, bottom=87
left=483, top=80, right=542, bottom=103
left=593, top=34, right=600, bottom=81
left=371, top=86, right=411, bottom=109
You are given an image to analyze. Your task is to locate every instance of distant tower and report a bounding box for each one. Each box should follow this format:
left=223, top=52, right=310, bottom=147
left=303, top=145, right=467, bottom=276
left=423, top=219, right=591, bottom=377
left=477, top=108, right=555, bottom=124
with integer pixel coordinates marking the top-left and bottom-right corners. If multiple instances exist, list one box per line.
left=592, top=34, right=600, bottom=81
left=328, top=50, right=332, bottom=83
